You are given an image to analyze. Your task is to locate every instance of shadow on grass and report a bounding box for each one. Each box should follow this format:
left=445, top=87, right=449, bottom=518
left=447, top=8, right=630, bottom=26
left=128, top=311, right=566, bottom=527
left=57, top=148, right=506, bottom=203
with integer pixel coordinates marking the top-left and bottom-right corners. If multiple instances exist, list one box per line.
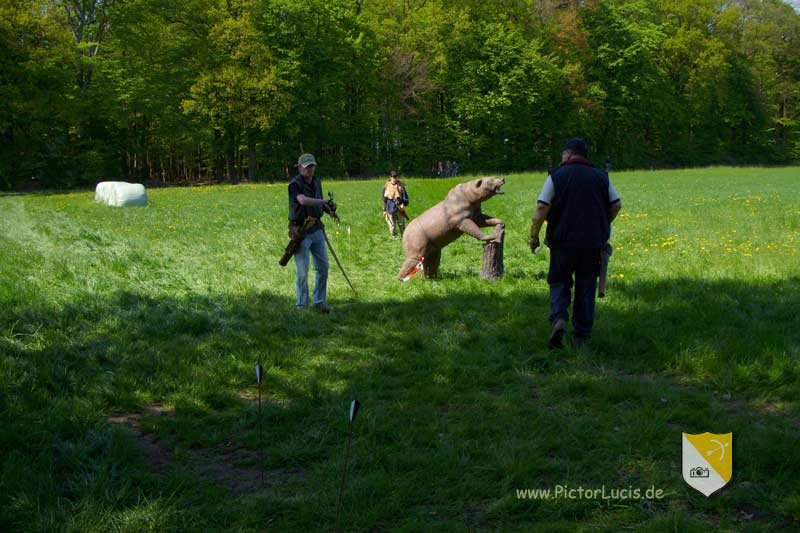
left=1, top=277, right=799, bottom=530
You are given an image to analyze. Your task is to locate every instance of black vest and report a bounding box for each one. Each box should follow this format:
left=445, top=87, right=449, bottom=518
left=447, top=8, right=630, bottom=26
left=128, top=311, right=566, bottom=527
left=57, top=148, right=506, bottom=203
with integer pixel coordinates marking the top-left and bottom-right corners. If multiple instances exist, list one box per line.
left=288, top=175, right=324, bottom=233
left=545, top=158, right=611, bottom=249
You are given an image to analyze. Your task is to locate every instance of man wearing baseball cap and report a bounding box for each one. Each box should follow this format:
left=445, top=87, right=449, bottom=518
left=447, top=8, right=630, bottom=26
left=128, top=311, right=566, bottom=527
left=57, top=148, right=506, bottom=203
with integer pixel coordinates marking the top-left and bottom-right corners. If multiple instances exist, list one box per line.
left=288, top=153, right=338, bottom=313
left=529, top=138, right=622, bottom=348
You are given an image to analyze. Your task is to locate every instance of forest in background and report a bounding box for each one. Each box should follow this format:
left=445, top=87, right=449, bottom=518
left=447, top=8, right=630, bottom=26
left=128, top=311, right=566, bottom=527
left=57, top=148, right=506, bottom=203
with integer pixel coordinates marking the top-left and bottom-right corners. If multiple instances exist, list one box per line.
left=1, top=0, right=799, bottom=189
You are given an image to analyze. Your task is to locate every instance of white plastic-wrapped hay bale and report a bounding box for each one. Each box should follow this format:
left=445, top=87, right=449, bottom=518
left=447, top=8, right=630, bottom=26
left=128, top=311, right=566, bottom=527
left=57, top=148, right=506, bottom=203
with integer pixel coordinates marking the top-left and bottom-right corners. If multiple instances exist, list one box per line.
left=94, top=181, right=125, bottom=204
left=94, top=181, right=148, bottom=207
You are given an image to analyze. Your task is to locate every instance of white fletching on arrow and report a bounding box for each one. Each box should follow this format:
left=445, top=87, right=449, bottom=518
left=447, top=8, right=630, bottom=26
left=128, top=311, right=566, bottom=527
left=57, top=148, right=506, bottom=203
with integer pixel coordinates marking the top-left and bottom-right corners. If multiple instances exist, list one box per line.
left=349, top=399, right=360, bottom=422
left=255, top=364, right=263, bottom=385
left=402, top=257, right=425, bottom=282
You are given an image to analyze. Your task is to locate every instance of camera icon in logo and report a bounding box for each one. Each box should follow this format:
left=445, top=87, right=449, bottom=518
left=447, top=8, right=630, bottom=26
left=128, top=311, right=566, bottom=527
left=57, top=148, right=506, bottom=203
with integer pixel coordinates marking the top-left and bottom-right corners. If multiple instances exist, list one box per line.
left=689, top=466, right=710, bottom=478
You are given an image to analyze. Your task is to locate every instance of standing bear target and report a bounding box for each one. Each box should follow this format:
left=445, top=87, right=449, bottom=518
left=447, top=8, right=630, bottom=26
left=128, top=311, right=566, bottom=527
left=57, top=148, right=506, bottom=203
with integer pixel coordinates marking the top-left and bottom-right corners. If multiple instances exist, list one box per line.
left=397, top=177, right=505, bottom=280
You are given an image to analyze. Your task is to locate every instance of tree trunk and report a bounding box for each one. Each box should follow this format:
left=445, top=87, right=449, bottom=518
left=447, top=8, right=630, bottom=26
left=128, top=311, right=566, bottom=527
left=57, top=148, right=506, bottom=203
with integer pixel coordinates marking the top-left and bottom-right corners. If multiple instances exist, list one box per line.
left=227, top=152, right=237, bottom=183
left=225, top=126, right=239, bottom=183
left=213, top=129, right=225, bottom=181
left=481, top=225, right=505, bottom=280
left=248, top=130, right=257, bottom=181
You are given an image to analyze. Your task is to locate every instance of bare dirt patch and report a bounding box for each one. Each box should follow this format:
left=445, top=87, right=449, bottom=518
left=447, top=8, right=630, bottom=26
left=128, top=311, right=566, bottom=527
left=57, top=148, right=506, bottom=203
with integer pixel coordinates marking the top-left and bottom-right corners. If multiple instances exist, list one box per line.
left=108, top=403, right=174, bottom=473
left=108, top=403, right=303, bottom=495
left=193, top=439, right=305, bottom=495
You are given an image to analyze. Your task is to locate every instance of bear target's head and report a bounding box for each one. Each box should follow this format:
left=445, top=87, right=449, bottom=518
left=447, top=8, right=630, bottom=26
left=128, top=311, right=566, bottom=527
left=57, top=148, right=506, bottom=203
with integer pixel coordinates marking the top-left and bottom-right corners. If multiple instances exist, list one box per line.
left=459, top=177, right=505, bottom=204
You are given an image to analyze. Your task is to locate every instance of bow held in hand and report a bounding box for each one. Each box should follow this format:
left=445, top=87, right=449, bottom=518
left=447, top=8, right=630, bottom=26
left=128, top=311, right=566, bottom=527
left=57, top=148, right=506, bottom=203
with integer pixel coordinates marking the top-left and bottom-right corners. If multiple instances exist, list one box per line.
left=324, top=191, right=340, bottom=222
left=325, top=199, right=340, bottom=222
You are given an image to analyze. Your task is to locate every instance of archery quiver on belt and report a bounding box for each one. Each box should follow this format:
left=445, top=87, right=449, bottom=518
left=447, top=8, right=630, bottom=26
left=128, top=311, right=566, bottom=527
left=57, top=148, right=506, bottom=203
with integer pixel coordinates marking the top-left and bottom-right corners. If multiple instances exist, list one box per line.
left=279, top=216, right=317, bottom=266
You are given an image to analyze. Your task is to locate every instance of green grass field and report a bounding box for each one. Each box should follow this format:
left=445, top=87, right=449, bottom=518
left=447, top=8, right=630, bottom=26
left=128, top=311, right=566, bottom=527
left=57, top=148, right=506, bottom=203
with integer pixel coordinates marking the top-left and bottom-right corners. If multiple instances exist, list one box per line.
left=1, top=167, right=799, bottom=531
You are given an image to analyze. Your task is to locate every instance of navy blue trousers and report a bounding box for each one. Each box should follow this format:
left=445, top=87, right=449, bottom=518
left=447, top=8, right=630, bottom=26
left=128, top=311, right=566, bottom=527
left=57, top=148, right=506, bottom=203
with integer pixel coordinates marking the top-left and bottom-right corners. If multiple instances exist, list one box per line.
left=547, top=248, right=601, bottom=339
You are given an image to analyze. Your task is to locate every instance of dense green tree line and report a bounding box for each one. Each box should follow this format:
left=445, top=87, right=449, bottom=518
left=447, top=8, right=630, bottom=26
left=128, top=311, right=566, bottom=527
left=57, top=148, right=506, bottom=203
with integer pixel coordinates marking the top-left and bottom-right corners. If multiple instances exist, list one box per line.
left=1, top=0, right=799, bottom=188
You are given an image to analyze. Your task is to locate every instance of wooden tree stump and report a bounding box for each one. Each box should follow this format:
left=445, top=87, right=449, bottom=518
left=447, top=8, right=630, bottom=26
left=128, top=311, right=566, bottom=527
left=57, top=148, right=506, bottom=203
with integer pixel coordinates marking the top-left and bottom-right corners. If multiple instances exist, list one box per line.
left=481, top=224, right=505, bottom=280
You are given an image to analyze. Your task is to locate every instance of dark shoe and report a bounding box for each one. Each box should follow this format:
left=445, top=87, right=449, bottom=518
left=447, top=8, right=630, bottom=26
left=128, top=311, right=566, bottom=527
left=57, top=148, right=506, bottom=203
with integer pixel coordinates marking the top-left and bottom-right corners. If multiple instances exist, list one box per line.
left=574, top=336, right=589, bottom=348
left=313, top=303, right=332, bottom=314
left=548, top=318, right=567, bottom=349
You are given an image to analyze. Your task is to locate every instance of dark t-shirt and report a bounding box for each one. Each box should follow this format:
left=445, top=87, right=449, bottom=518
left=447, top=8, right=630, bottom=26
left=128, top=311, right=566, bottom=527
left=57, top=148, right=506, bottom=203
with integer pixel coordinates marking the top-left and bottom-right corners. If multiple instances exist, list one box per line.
left=288, top=175, right=324, bottom=233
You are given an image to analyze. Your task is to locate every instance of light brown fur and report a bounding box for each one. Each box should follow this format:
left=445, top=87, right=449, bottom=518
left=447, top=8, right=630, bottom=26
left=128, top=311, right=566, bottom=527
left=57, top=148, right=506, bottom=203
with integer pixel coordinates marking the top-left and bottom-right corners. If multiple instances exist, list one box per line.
left=398, top=177, right=505, bottom=279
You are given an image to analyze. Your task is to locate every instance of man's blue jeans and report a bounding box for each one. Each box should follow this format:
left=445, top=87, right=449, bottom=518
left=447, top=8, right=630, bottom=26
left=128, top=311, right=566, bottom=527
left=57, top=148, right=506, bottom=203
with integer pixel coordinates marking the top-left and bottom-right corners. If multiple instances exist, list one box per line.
left=547, top=248, right=601, bottom=339
left=294, top=230, right=329, bottom=308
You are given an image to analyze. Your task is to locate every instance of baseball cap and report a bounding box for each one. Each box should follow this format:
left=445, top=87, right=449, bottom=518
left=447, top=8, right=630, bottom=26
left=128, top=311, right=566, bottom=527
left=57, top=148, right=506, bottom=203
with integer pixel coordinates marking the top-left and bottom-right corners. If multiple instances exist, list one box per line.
left=563, top=138, right=588, bottom=157
left=298, top=153, right=317, bottom=168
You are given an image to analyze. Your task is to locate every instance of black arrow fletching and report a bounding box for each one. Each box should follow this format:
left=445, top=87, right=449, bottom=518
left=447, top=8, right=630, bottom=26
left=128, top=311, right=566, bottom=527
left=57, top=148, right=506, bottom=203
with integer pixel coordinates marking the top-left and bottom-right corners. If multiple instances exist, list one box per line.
left=349, top=399, right=360, bottom=422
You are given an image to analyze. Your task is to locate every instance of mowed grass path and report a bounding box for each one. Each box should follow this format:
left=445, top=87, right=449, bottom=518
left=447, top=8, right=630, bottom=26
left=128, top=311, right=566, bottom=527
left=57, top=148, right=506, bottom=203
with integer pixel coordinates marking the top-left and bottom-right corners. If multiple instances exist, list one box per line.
left=1, top=167, right=799, bottom=531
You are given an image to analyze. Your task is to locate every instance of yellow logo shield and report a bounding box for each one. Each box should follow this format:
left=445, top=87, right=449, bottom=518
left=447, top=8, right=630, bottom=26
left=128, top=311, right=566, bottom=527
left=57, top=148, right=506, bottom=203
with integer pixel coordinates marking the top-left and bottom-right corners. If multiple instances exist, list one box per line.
left=682, top=432, right=732, bottom=496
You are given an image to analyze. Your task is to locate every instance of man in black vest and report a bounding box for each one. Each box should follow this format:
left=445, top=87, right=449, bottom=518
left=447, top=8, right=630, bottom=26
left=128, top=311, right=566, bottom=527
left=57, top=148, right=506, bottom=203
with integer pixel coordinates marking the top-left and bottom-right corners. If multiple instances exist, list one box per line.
left=288, top=153, right=338, bottom=313
left=529, top=138, right=622, bottom=348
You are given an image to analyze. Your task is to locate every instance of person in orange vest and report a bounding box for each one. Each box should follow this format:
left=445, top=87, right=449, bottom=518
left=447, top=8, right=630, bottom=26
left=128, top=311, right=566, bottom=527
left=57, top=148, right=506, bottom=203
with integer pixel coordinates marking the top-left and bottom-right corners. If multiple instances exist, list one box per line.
left=382, top=170, right=410, bottom=238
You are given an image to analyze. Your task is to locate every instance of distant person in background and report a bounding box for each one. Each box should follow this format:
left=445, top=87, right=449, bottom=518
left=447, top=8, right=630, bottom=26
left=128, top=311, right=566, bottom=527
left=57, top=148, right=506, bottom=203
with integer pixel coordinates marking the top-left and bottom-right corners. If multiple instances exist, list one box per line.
left=450, top=161, right=459, bottom=176
left=445, top=160, right=452, bottom=176
left=437, top=160, right=444, bottom=177
left=288, top=153, right=339, bottom=314
left=382, top=170, right=410, bottom=238
left=529, top=138, right=622, bottom=348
